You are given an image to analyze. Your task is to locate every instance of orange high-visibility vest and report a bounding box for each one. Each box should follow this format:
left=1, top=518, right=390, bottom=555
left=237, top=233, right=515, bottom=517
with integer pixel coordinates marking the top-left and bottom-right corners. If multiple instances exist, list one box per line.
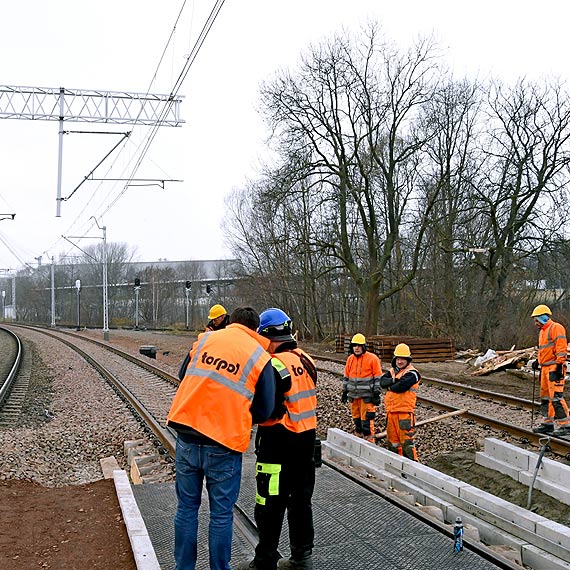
left=343, top=351, right=383, bottom=399
left=167, top=324, right=271, bottom=452
left=384, top=364, right=421, bottom=413
left=538, top=320, right=567, bottom=367
left=261, top=349, right=317, bottom=433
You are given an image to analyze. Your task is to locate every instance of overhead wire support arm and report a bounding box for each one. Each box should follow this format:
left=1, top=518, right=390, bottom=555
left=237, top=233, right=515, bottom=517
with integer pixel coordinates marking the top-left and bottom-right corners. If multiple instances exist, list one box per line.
left=87, top=178, right=183, bottom=189
left=0, top=85, right=184, bottom=126
left=0, top=84, right=184, bottom=216
left=60, top=131, right=131, bottom=202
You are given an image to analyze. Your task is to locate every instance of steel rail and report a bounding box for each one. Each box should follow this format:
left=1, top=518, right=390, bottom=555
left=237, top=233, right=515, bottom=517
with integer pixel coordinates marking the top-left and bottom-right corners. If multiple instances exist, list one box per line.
left=418, top=395, right=570, bottom=456
left=319, top=364, right=536, bottom=409
left=316, top=363, right=570, bottom=456
left=420, top=375, right=536, bottom=410
left=0, top=326, right=23, bottom=406
left=11, top=324, right=177, bottom=456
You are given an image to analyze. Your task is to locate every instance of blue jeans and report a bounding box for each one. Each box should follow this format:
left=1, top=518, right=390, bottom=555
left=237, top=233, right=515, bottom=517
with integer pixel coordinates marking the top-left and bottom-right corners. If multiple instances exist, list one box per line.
left=174, top=437, right=243, bottom=570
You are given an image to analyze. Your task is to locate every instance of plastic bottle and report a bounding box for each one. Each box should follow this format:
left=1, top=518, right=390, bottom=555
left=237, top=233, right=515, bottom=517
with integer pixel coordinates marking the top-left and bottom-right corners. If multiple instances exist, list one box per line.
left=453, top=516, right=464, bottom=553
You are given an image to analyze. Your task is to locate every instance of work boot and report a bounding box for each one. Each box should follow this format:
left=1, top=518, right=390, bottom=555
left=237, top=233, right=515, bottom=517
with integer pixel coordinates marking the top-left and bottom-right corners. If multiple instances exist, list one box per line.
left=277, top=557, right=313, bottom=569
left=532, top=423, right=554, bottom=434
left=552, top=425, right=570, bottom=438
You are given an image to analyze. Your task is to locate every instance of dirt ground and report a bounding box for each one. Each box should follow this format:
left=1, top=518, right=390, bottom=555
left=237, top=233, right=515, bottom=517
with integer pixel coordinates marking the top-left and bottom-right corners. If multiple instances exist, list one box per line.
left=0, top=478, right=136, bottom=570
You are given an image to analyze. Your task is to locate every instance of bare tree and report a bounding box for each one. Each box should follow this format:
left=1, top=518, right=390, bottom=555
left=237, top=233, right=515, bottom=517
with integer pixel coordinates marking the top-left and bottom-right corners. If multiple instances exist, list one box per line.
left=250, top=26, right=444, bottom=336
left=473, top=79, right=570, bottom=347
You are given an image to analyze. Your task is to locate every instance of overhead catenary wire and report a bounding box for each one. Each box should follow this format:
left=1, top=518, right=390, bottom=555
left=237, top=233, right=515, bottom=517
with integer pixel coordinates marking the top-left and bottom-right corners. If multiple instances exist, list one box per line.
left=37, top=0, right=194, bottom=263
left=99, top=0, right=227, bottom=217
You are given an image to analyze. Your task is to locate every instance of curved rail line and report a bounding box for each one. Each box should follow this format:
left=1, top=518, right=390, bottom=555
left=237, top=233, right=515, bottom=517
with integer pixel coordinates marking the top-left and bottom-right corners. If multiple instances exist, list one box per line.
left=0, top=327, right=22, bottom=402
left=2, top=326, right=541, bottom=567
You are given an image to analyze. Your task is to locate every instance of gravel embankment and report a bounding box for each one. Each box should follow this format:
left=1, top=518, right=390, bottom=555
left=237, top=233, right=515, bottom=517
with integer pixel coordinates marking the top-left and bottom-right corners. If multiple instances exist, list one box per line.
left=0, top=327, right=150, bottom=486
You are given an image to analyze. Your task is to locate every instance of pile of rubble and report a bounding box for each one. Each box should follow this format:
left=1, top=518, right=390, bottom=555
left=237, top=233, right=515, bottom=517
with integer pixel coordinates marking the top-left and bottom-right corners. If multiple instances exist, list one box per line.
left=454, top=346, right=537, bottom=376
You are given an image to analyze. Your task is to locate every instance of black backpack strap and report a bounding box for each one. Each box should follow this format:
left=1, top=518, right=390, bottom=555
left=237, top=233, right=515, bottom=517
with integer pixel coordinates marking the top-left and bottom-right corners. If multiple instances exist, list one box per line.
left=293, top=349, right=318, bottom=385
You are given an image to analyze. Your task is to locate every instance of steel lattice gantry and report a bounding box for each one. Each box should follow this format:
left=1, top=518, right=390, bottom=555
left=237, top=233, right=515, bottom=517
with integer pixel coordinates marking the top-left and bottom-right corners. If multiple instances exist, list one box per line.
left=0, top=85, right=183, bottom=126
left=0, top=84, right=184, bottom=215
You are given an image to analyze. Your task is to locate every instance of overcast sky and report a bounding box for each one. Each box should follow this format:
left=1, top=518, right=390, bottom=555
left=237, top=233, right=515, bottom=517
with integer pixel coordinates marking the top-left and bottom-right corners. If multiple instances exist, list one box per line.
left=0, top=0, right=568, bottom=270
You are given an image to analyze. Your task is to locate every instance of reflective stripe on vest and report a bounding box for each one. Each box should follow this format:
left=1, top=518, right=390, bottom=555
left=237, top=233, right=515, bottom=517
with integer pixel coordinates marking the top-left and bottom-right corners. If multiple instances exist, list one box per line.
left=384, top=364, right=421, bottom=413
left=261, top=349, right=317, bottom=432
left=539, top=321, right=567, bottom=366
left=166, top=324, right=271, bottom=452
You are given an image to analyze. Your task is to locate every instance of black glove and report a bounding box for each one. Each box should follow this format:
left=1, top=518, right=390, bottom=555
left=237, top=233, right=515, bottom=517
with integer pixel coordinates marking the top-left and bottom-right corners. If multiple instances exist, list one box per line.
left=371, top=391, right=381, bottom=406
left=556, top=363, right=564, bottom=378
left=380, top=376, right=394, bottom=389
left=531, top=359, right=540, bottom=371
left=341, top=390, right=348, bottom=404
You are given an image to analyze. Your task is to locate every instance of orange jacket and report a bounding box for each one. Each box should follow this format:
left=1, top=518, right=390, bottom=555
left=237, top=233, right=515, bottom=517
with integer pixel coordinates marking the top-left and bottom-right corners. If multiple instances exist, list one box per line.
left=261, top=349, right=317, bottom=433
left=538, top=320, right=567, bottom=367
left=343, top=351, right=382, bottom=401
left=167, top=324, right=271, bottom=452
left=384, top=363, right=420, bottom=413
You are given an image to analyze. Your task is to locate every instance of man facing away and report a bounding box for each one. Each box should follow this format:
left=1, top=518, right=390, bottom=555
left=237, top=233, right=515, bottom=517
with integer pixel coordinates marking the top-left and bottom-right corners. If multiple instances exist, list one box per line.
left=531, top=304, right=570, bottom=437
left=166, top=306, right=277, bottom=570
left=341, top=333, right=382, bottom=442
left=238, top=308, right=318, bottom=570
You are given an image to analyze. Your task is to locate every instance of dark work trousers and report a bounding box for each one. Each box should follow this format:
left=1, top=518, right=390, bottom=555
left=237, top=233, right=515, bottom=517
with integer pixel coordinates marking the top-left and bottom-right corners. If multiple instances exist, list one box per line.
left=253, top=425, right=316, bottom=570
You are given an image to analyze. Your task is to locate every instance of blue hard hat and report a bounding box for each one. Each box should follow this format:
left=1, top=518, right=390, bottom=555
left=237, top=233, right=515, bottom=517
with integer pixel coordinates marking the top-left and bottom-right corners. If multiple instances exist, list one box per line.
left=258, top=308, right=294, bottom=341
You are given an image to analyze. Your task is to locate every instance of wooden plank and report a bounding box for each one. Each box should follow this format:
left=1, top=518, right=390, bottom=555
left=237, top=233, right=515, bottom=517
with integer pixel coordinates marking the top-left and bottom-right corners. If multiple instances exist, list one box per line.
left=374, top=408, right=468, bottom=439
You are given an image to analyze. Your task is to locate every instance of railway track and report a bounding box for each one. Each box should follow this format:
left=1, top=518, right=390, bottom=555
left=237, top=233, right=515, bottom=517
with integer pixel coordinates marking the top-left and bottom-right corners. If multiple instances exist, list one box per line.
left=1, top=325, right=563, bottom=568
left=0, top=326, right=25, bottom=426
left=314, top=355, right=570, bottom=457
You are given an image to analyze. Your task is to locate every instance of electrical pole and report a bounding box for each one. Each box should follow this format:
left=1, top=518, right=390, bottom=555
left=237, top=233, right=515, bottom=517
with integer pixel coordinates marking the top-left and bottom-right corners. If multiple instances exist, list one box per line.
left=75, top=279, right=81, bottom=331
left=50, top=257, right=55, bottom=327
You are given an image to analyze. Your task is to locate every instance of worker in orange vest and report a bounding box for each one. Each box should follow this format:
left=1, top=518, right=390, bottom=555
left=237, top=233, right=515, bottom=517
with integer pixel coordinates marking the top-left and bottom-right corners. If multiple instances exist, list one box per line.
left=341, top=333, right=383, bottom=442
left=205, top=303, right=230, bottom=331
left=380, top=343, right=421, bottom=461
left=531, top=304, right=570, bottom=437
left=167, top=307, right=276, bottom=570
left=238, top=308, right=317, bottom=570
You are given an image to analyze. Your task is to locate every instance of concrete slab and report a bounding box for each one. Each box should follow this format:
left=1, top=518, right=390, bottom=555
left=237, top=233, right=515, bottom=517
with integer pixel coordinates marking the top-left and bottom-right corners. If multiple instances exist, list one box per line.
left=475, top=452, right=522, bottom=480
left=536, top=519, right=570, bottom=550
left=483, top=438, right=532, bottom=470
left=519, top=471, right=570, bottom=505
left=522, top=543, right=570, bottom=570
left=459, top=485, right=543, bottom=533
left=402, top=459, right=468, bottom=497
left=113, top=469, right=161, bottom=570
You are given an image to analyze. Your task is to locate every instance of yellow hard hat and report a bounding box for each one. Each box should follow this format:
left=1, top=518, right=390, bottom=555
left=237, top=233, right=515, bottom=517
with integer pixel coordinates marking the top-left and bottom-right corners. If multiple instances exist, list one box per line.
left=351, top=333, right=366, bottom=345
left=208, top=304, right=227, bottom=320
left=394, top=343, right=411, bottom=358
left=531, top=304, right=552, bottom=317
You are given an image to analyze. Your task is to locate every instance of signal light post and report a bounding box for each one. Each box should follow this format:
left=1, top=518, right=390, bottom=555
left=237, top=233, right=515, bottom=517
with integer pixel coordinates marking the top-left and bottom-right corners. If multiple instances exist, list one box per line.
left=75, top=279, right=81, bottom=331
left=134, top=278, right=141, bottom=330
left=185, top=281, right=191, bottom=330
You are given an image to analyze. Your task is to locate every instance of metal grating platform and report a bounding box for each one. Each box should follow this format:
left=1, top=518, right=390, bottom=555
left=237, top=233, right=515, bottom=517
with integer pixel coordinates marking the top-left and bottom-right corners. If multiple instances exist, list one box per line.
left=133, top=448, right=503, bottom=570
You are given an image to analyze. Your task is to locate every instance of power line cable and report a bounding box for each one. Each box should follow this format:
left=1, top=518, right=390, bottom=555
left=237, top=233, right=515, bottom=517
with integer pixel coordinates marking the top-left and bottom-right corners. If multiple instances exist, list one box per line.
left=100, top=0, right=226, bottom=216
left=39, top=0, right=192, bottom=262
